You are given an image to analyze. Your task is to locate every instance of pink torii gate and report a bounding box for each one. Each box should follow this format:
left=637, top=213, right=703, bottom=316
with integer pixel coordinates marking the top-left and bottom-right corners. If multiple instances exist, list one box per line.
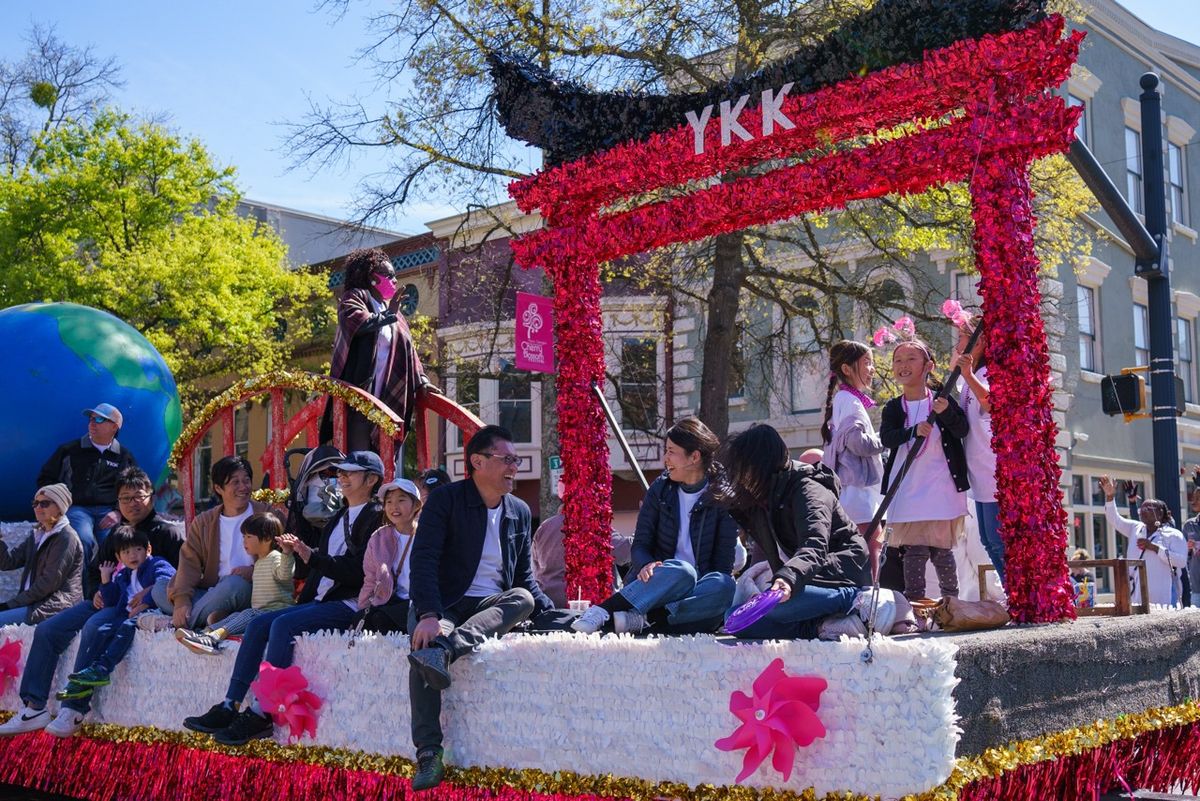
left=508, top=18, right=1083, bottom=623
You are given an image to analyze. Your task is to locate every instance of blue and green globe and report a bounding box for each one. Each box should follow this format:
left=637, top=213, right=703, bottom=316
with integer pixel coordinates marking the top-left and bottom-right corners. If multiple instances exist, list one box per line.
left=0, top=302, right=182, bottom=521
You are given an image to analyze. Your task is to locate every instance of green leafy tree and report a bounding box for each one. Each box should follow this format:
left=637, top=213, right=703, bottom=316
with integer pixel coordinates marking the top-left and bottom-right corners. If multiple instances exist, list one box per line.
left=296, top=0, right=1094, bottom=438
left=0, top=109, right=327, bottom=410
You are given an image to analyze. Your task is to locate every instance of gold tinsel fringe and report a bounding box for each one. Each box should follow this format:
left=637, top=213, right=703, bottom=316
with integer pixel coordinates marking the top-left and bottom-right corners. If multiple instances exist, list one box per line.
left=169, top=370, right=402, bottom=469
left=2, top=699, right=1198, bottom=801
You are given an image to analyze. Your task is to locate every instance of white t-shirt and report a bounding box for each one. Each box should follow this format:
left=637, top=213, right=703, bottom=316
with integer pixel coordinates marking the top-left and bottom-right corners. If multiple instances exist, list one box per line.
left=828, top=389, right=883, bottom=524
left=467, top=505, right=505, bottom=597
left=887, top=394, right=967, bottom=523
left=217, top=506, right=255, bottom=577
left=393, top=529, right=415, bottom=600
left=369, top=296, right=394, bottom=398
left=673, top=485, right=704, bottom=566
left=316, top=503, right=365, bottom=604
left=127, top=568, right=143, bottom=613
left=959, top=366, right=998, bottom=504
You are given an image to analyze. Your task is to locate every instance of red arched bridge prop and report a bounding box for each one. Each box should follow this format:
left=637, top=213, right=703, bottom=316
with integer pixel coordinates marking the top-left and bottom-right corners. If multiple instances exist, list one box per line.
left=169, top=371, right=484, bottom=524
left=505, top=17, right=1083, bottom=622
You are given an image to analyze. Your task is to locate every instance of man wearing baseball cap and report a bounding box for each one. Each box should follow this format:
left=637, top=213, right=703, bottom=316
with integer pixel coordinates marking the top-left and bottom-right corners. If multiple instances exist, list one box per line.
left=37, top=403, right=137, bottom=594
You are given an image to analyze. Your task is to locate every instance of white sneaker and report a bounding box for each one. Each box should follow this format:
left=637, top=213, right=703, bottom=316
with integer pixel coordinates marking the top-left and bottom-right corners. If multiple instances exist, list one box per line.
left=817, top=612, right=867, bottom=640
left=0, top=705, right=51, bottom=736
left=613, top=610, right=647, bottom=634
left=137, top=611, right=171, bottom=633
left=852, top=588, right=898, bottom=636
left=570, top=605, right=610, bottom=633
left=45, top=708, right=85, bottom=738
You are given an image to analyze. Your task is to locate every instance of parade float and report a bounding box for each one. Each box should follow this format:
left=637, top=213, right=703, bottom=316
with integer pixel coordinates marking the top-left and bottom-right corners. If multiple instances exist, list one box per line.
left=1, top=1, right=1199, bottom=799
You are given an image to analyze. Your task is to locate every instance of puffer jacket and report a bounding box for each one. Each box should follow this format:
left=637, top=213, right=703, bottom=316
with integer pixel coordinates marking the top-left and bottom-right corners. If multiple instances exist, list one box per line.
left=629, top=473, right=739, bottom=578
left=0, top=521, right=84, bottom=623
left=731, top=461, right=868, bottom=591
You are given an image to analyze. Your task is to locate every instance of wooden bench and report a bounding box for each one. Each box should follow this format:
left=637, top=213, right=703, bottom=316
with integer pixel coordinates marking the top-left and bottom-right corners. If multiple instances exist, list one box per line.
left=977, top=559, right=1149, bottom=616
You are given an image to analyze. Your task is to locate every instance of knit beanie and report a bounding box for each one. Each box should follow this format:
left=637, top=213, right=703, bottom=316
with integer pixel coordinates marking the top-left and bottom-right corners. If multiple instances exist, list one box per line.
left=37, top=483, right=72, bottom=516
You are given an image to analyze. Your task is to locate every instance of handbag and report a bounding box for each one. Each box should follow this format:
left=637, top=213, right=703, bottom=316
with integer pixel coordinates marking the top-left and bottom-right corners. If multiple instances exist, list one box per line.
left=930, top=595, right=1010, bottom=631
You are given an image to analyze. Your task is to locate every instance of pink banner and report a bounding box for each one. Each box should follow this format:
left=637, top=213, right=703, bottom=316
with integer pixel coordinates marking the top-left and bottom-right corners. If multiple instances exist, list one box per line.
left=515, top=292, right=555, bottom=373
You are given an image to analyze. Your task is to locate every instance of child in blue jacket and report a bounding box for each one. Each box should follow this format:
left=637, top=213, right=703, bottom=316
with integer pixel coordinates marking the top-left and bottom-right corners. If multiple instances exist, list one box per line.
left=53, top=525, right=176, bottom=712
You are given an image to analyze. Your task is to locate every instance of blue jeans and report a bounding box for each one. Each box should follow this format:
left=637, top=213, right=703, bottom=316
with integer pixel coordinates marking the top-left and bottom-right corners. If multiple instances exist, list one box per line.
left=732, top=584, right=857, bottom=640
left=0, top=606, right=30, bottom=627
left=61, top=606, right=130, bottom=714
left=224, top=601, right=358, bottom=705
left=151, top=574, right=252, bottom=629
left=975, top=501, right=1005, bottom=584
left=20, top=601, right=100, bottom=708
left=619, top=560, right=735, bottom=633
left=67, top=506, right=113, bottom=592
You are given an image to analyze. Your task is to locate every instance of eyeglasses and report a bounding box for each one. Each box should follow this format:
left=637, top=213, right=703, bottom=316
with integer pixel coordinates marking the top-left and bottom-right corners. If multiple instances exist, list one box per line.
left=118, top=493, right=152, bottom=503
left=480, top=453, right=522, bottom=467
left=88, top=416, right=112, bottom=425
left=31, top=500, right=55, bottom=509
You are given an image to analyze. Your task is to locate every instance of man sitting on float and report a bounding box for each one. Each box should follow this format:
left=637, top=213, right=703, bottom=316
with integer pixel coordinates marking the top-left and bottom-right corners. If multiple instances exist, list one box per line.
left=405, top=424, right=554, bottom=791
left=572, top=417, right=738, bottom=635
left=717, top=424, right=896, bottom=639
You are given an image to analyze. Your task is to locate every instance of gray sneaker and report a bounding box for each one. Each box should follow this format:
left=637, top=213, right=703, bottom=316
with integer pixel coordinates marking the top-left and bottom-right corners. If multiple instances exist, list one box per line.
left=180, top=630, right=223, bottom=655
left=613, top=610, right=647, bottom=634
left=137, top=611, right=171, bottom=633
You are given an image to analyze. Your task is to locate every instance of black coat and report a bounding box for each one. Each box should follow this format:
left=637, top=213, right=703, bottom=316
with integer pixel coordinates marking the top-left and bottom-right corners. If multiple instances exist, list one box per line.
left=297, top=500, right=383, bottom=604
left=879, top=394, right=970, bottom=494
left=409, top=478, right=553, bottom=620
left=86, top=511, right=185, bottom=591
left=37, top=437, right=137, bottom=507
left=629, top=474, right=739, bottom=577
left=731, top=462, right=869, bottom=591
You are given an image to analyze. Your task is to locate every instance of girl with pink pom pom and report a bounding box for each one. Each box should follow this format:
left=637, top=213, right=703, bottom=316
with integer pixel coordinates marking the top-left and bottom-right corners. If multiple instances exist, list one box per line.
left=879, top=338, right=971, bottom=601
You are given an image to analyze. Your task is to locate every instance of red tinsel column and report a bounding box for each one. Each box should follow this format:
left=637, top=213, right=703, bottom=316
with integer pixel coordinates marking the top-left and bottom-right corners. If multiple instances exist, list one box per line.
left=550, top=257, right=613, bottom=602
left=970, top=153, right=1075, bottom=623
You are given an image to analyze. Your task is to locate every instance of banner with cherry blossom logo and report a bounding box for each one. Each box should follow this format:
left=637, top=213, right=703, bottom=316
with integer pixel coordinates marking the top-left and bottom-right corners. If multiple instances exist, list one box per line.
left=515, top=292, right=555, bottom=373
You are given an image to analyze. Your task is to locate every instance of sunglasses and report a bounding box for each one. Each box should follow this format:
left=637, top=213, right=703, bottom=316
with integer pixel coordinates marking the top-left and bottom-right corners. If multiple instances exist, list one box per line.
left=31, top=500, right=56, bottom=509
left=88, top=415, right=112, bottom=425
left=480, top=453, right=522, bottom=467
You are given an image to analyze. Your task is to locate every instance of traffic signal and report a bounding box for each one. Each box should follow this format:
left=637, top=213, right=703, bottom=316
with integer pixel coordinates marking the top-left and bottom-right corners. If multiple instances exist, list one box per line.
left=1100, top=373, right=1145, bottom=416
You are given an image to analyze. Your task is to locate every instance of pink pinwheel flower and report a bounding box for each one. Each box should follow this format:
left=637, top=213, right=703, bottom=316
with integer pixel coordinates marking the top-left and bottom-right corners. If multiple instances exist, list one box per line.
left=0, top=639, right=20, bottom=694
left=893, top=316, right=915, bottom=337
left=714, top=658, right=827, bottom=783
left=872, top=326, right=897, bottom=348
left=940, top=298, right=973, bottom=328
left=249, top=662, right=322, bottom=741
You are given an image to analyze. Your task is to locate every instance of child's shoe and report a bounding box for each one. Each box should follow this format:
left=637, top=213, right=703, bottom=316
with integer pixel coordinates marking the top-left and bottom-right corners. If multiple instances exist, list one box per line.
left=55, top=681, right=93, bottom=701
left=66, top=666, right=111, bottom=687
left=45, top=708, right=85, bottom=738
left=180, top=630, right=223, bottom=655
left=137, top=611, right=171, bottom=632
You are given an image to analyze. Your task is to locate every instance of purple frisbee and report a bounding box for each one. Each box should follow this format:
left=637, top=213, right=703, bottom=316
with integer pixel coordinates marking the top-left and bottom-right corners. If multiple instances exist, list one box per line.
left=724, top=588, right=787, bottom=634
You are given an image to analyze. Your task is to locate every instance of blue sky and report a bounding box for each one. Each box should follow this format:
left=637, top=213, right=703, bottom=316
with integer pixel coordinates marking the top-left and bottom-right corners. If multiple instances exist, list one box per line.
left=1, top=1, right=1197, bottom=235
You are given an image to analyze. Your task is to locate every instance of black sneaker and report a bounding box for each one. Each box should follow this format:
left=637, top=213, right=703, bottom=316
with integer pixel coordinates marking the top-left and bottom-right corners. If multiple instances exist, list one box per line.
left=213, top=709, right=274, bottom=746
left=407, top=646, right=452, bottom=690
left=411, top=747, right=445, bottom=791
left=183, top=702, right=238, bottom=734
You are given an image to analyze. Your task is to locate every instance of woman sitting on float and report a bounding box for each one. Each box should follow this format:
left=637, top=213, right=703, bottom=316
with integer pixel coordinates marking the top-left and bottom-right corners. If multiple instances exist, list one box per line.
left=716, top=424, right=897, bottom=639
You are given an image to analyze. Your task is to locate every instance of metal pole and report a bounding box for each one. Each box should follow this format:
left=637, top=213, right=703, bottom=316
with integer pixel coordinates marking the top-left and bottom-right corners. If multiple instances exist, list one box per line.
left=1066, top=138, right=1159, bottom=262
left=1139, top=72, right=1182, bottom=522
left=590, top=381, right=651, bottom=491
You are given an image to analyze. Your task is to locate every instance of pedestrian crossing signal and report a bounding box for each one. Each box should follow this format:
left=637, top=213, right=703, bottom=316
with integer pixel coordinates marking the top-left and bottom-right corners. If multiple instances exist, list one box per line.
left=1100, top=373, right=1145, bottom=417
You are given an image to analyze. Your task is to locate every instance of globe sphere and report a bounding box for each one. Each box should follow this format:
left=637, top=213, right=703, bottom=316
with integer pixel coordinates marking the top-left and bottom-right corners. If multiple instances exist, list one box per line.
left=0, top=303, right=182, bottom=520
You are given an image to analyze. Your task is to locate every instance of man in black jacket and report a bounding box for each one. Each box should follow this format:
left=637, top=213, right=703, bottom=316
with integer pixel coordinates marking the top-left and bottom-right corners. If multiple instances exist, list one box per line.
left=37, top=403, right=137, bottom=583
left=572, top=418, right=738, bottom=635
left=406, top=425, right=552, bottom=790
left=182, top=451, right=384, bottom=745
